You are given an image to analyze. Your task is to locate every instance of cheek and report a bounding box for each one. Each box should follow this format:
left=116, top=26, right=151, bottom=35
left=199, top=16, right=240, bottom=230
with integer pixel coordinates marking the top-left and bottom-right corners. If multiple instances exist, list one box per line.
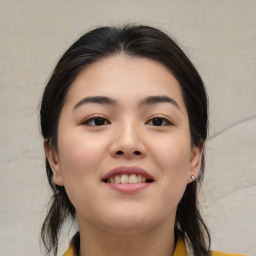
left=158, top=144, right=190, bottom=189
left=150, top=134, right=191, bottom=173
left=149, top=135, right=191, bottom=206
left=57, top=131, right=109, bottom=181
left=56, top=133, right=108, bottom=212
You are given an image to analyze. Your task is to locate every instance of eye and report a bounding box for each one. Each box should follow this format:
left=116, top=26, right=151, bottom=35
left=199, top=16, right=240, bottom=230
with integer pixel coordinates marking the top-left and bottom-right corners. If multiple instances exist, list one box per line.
left=146, top=117, right=172, bottom=126
left=82, top=116, right=110, bottom=126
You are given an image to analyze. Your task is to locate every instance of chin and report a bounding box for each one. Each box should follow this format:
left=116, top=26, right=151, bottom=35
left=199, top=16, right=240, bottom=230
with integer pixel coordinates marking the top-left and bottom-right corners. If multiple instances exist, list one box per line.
left=101, top=219, right=151, bottom=235
left=98, top=208, right=162, bottom=235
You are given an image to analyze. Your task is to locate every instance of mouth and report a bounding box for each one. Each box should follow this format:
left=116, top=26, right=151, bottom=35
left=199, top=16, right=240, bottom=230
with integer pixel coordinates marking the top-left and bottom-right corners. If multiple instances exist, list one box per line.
left=103, top=173, right=154, bottom=184
left=101, top=166, right=154, bottom=193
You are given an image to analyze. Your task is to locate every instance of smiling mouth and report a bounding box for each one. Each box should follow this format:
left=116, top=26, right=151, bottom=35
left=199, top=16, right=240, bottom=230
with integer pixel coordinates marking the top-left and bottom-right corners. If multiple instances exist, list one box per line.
left=103, top=174, right=154, bottom=184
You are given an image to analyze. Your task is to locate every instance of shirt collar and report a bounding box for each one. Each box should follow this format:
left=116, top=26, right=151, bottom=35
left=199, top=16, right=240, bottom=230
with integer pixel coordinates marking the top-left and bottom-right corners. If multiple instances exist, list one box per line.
left=62, top=236, right=187, bottom=256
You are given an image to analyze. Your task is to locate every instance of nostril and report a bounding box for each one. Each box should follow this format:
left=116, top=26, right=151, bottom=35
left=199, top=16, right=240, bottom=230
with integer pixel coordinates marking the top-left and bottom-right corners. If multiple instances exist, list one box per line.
left=114, top=150, right=142, bottom=157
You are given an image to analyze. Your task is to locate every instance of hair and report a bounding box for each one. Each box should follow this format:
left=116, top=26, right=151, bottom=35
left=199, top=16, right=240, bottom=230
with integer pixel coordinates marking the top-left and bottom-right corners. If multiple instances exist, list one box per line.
left=40, top=25, right=210, bottom=256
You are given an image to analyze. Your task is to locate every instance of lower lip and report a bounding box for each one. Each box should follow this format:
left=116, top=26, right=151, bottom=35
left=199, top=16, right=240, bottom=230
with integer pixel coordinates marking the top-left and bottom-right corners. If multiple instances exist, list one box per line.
left=104, top=182, right=151, bottom=193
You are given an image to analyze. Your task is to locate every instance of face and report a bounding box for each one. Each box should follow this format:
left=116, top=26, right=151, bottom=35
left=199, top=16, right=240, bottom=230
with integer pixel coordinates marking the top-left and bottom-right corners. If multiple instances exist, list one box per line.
left=45, top=55, right=202, bottom=234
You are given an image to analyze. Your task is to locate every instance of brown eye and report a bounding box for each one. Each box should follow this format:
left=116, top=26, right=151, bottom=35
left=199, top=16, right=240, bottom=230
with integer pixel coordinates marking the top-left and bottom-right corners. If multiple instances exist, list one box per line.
left=147, top=117, right=172, bottom=126
left=83, top=117, right=110, bottom=126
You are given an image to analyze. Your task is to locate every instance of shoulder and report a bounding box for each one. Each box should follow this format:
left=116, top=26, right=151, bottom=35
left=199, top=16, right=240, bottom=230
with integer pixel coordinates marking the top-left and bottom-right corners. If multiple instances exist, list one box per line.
left=62, top=232, right=80, bottom=256
left=175, top=237, right=248, bottom=256
left=211, top=250, right=248, bottom=256
left=62, top=243, right=76, bottom=256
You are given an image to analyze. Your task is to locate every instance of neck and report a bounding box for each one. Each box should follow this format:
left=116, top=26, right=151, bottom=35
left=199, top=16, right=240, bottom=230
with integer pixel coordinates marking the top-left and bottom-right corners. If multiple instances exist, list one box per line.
left=77, top=217, right=176, bottom=256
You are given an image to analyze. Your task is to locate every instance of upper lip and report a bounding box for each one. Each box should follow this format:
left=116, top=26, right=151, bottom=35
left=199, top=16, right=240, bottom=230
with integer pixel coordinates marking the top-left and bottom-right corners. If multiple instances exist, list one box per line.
left=101, top=166, right=154, bottom=181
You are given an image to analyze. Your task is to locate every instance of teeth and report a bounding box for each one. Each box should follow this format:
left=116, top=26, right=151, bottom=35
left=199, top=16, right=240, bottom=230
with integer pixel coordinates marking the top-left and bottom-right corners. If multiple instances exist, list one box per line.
left=121, top=174, right=129, bottom=184
left=108, top=174, right=150, bottom=184
left=129, top=174, right=137, bottom=184
left=114, top=175, right=121, bottom=184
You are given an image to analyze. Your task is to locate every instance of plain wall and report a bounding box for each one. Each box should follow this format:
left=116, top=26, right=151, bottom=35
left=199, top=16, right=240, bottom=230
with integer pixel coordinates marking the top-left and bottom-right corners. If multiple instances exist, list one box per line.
left=0, top=0, right=255, bottom=255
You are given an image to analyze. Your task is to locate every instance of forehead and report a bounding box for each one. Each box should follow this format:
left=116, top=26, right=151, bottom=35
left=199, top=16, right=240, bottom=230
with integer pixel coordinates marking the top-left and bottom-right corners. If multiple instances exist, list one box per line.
left=64, top=54, right=186, bottom=111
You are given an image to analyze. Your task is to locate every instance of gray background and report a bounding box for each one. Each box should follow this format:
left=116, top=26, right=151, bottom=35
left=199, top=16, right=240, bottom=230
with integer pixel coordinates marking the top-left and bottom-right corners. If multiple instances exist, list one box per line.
left=0, top=0, right=255, bottom=255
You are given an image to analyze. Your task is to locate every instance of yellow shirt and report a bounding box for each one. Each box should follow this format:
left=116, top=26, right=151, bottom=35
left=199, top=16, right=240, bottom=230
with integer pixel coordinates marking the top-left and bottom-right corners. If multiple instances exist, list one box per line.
left=63, top=237, right=247, bottom=256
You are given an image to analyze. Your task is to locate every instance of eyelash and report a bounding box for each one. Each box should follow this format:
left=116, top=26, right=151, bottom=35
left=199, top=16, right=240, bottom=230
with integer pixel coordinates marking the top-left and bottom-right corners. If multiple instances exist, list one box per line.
left=82, top=115, right=173, bottom=127
left=146, top=116, right=173, bottom=126
left=82, top=116, right=111, bottom=126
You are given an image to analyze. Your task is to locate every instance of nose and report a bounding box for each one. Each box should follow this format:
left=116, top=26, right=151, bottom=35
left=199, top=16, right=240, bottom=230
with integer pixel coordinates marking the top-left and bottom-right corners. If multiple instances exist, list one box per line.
left=109, top=122, right=147, bottom=159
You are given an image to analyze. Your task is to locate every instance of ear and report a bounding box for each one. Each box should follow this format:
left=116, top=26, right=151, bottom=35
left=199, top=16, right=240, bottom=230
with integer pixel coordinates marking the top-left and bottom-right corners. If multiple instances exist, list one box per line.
left=44, top=140, right=64, bottom=186
left=188, top=143, right=204, bottom=184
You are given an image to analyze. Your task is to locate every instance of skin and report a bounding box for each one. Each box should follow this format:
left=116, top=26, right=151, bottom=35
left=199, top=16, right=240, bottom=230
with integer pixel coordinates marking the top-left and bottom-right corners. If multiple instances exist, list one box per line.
left=45, top=55, right=203, bottom=256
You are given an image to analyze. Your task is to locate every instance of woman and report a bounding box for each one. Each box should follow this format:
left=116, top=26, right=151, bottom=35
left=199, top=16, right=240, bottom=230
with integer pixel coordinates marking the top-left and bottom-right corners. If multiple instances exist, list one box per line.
left=40, top=25, right=246, bottom=256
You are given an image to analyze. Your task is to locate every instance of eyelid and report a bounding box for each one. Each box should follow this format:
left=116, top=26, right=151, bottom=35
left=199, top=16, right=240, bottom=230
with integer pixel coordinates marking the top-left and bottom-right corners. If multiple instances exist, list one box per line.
left=145, top=115, right=174, bottom=126
left=81, top=114, right=111, bottom=126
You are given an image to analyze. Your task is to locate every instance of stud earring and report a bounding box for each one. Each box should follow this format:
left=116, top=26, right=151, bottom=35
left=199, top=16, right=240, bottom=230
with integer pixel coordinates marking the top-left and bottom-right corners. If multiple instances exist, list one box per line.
left=190, top=175, right=195, bottom=181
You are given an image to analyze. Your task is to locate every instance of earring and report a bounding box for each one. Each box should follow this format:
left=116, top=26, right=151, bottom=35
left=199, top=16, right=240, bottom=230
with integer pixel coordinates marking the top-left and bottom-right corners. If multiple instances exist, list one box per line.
left=190, top=175, right=195, bottom=181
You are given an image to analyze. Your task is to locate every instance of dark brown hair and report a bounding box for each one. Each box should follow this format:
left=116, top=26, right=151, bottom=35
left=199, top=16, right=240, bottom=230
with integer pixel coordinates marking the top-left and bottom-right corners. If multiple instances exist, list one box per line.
left=40, top=25, right=210, bottom=256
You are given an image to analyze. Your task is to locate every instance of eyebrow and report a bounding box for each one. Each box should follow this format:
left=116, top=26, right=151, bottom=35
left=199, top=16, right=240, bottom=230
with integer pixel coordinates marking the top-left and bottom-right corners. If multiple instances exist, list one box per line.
left=73, top=96, right=117, bottom=111
left=73, top=95, right=180, bottom=111
left=139, top=96, right=180, bottom=110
